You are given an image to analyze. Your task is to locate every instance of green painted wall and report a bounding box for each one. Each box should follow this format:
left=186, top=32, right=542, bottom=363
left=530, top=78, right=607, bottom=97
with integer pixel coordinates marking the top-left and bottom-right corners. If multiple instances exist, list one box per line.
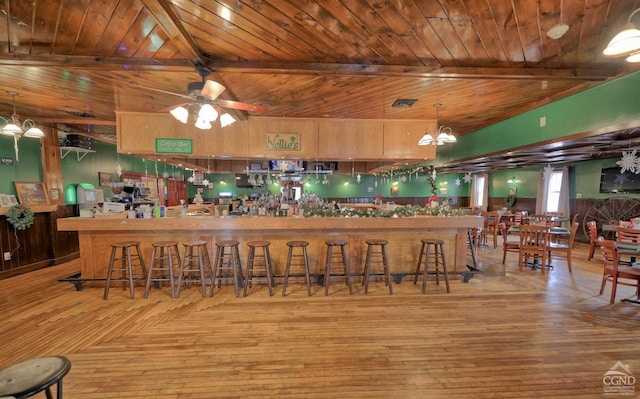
left=0, top=136, right=43, bottom=195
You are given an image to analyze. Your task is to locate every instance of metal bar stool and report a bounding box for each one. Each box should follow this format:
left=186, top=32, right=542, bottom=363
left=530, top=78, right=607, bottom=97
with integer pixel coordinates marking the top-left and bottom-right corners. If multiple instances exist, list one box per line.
left=413, top=238, right=450, bottom=293
left=176, top=240, right=212, bottom=298
left=211, top=240, right=244, bottom=297
left=0, top=356, right=71, bottom=399
left=144, top=241, right=181, bottom=298
left=104, top=241, right=147, bottom=299
left=244, top=240, right=275, bottom=296
left=362, top=239, right=393, bottom=294
left=324, top=239, right=353, bottom=296
left=282, top=240, right=312, bottom=296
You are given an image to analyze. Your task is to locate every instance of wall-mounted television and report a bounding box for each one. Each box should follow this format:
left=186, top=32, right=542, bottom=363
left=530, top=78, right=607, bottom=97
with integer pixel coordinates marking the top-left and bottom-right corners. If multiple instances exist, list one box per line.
left=599, top=166, right=640, bottom=193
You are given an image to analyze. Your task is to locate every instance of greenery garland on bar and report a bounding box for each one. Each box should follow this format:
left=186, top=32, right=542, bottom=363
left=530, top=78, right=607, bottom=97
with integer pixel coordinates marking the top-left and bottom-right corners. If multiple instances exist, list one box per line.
left=6, top=204, right=35, bottom=230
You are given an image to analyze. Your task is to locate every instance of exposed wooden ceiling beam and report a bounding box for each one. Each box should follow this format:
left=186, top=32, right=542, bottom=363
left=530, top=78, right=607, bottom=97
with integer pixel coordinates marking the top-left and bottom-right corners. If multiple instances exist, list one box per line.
left=0, top=54, right=618, bottom=81
left=140, top=0, right=206, bottom=67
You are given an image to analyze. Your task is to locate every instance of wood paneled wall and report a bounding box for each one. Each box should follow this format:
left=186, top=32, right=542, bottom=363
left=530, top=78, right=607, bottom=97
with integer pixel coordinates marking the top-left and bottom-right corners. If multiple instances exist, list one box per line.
left=0, top=205, right=79, bottom=279
left=117, top=113, right=435, bottom=162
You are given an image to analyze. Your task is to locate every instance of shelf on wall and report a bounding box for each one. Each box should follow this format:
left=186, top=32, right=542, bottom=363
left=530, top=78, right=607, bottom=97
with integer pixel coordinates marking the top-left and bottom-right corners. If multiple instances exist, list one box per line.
left=60, top=146, right=95, bottom=161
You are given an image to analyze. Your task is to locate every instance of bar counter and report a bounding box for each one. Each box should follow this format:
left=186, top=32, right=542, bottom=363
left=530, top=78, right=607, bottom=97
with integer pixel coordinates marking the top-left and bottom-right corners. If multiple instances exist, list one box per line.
left=57, top=215, right=483, bottom=280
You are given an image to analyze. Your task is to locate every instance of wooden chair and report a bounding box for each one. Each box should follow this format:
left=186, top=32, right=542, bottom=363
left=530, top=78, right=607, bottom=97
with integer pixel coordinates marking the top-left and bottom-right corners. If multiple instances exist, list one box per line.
left=499, top=222, right=520, bottom=273
left=482, top=211, right=500, bottom=248
left=547, top=222, right=579, bottom=273
left=587, top=221, right=598, bottom=261
left=518, top=224, right=550, bottom=274
left=598, top=239, right=640, bottom=304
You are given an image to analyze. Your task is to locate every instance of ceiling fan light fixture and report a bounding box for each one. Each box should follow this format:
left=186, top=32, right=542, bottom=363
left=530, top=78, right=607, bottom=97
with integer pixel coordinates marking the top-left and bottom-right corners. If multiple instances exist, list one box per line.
left=198, top=103, right=218, bottom=122
left=220, top=112, right=236, bottom=127
left=170, top=106, right=189, bottom=123
left=195, top=116, right=212, bottom=130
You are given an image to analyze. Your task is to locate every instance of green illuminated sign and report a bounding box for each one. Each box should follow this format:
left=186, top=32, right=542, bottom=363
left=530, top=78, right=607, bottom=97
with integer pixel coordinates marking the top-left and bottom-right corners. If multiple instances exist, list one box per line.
left=156, top=138, right=192, bottom=154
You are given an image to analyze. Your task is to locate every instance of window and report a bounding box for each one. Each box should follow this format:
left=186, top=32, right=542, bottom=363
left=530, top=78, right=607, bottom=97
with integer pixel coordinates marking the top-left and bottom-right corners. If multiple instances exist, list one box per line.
left=544, top=170, right=564, bottom=212
left=471, top=174, right=487, bottom=209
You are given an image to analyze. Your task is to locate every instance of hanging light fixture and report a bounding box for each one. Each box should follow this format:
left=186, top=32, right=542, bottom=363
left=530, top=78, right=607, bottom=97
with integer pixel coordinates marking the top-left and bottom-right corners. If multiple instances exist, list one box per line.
left=169, top=101, right=236, bottom=130
left=418, top=103, right=456, bottom=146
left=603, top=8, right=640, bottom=62
left=1, top=91, right=45, bottom=161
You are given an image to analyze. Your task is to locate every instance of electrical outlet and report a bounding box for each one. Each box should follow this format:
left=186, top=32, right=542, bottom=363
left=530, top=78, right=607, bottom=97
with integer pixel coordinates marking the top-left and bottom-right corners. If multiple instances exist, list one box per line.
left=3, top=252, right=10, bottom=261
left=540, top=116, right=546, bottom=127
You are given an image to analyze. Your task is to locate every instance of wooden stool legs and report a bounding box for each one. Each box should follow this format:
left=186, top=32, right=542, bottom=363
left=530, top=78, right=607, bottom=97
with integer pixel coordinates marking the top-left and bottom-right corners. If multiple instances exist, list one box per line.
left=282, top=241, right=312, bottom=296
left=176, top=240, right=212, bottom=298
left=244, top=240, right=275, bottom=296
left=324, top=240, right=353, bottom=296
left=413, top=239, right=450, bottom=293
left=362, top=239, right=393, bottom=294
left=144, top=241, right=181, bottom=298
left=104, top=241, right=147, bottom=299
left=211, top=240, right=244, bottom=297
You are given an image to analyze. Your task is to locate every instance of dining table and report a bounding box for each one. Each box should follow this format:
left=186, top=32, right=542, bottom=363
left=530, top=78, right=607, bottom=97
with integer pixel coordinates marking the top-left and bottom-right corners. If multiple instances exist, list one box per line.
left=507, top=225, right=571, bottom=271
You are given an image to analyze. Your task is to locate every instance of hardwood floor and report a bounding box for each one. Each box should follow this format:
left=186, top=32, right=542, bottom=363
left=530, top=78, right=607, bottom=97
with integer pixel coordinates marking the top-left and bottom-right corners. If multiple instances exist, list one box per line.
left=1, top=242, right=638, bottom=398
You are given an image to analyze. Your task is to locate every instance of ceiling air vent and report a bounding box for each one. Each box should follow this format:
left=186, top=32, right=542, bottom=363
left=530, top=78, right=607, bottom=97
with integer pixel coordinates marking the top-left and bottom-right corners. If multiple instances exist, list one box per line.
left=392, top=99, right=417, bottom=108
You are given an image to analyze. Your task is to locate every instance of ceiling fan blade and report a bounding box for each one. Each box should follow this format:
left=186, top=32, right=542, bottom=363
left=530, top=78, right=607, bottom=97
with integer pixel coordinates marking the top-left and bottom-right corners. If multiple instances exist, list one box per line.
left=201, top=80, right=226, bottom=99
left=218, top=99, right=268, bottom=113
left=130, top=83, right=192, bottom=100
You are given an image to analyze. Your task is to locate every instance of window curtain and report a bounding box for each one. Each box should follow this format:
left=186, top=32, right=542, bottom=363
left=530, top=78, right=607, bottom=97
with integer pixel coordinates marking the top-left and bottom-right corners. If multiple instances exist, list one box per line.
left=471, top=174, right=489, bottom=212
left=535, top=166, right=570, bottom=217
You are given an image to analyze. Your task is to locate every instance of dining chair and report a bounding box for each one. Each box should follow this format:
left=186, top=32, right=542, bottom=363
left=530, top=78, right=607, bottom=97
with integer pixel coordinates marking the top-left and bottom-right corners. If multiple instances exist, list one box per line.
left=518, top=224, right=550, bottom=274
left=482, top=211, right=500, bottom=248
left=499, top=222, right=519, bottom=273
left=587, top=220, right=598, bottom=261
left=547, top=222, right=579, bottom=273
left=598, top=239, right=640, bottom=304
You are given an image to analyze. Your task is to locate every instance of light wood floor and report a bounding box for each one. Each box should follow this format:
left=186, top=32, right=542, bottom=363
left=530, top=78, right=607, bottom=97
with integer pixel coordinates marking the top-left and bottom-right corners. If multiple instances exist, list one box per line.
left=1, top=241, right=639, bottom=398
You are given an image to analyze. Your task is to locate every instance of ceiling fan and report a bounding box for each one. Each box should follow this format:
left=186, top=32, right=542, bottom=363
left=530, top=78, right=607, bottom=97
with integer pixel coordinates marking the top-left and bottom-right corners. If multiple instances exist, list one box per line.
left=145, top=65, right=268, bottom=129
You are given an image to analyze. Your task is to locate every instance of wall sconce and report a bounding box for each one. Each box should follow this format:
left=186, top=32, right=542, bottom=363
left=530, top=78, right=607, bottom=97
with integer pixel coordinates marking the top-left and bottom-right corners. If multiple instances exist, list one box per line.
left=507, top=176, right=519, bottom=184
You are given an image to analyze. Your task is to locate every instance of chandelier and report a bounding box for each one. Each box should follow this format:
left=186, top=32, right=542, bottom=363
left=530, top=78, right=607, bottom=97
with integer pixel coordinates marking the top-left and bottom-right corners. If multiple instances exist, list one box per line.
left=169, top=101, right=236, bottom=129
left=418, top=103, right=456, bottom=146
left=603, top=8, right=640, bottom=62
left=1, top=91, right=45, bottom=161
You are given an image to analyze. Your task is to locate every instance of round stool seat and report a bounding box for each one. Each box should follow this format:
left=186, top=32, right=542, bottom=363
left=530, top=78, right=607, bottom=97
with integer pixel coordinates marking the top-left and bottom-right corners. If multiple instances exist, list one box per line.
left=152, top=240, right=179, bottom=247
left=421, top=238, right=444, bottom=245
left=365, top=239, right=388, bottom=245
left=0, top=356, right=71, bottom=399
left=216, top=240, right=240, bottom=247
left=111, top=241, right=140, bottom=248
left=287, top=241, right=309, bottom=247
left=325, top=239, right=347, bottom=246
left=184, top=240, right=208, bottom=247
left=247, top=240, right=271, bottom=247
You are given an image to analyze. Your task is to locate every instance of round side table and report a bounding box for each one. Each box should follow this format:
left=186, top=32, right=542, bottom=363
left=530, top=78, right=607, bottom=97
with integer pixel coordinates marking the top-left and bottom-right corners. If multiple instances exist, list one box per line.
left=0, top=356, right=71, bottom=399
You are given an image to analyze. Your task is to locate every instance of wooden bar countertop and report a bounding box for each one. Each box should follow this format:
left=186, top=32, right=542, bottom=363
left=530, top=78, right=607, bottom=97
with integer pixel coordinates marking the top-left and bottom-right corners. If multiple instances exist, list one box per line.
left=58, top=215, right=483, bottom=280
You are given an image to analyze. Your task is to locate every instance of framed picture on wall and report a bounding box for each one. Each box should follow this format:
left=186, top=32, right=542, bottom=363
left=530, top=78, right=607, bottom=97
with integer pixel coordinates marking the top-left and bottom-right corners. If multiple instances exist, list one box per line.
left=99, top=172, right=114, bottom=187
left=13, top=181, right=50, bottom=205
left=0, top=194, right=9, bottom=207
left=7, top=195, right=18, bottom=206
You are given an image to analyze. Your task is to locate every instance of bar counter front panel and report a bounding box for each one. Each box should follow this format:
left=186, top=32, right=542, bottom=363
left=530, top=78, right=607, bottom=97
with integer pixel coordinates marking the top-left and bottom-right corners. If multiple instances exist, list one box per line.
left=57, top=216, right=483, bottom=280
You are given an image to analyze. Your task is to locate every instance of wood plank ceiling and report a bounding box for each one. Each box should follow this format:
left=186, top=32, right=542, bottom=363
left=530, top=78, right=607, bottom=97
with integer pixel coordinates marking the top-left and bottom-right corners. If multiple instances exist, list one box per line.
left=0, top=0, right=639, bottom=172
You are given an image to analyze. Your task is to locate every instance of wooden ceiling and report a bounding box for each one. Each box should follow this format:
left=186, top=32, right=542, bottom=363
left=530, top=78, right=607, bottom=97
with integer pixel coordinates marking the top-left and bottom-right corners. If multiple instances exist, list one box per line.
left=1, top=0, right=639, bottom=172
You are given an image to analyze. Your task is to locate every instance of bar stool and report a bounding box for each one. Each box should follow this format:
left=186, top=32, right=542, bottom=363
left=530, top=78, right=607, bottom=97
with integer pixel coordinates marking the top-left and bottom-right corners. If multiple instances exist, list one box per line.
left=176, top=240, right=212, bottom=298
left=0, top=356, right=71, bottom=399
left=324, top=239, right=353, bottom=296
left=282, top=240, right=312, bottom=296
left=144, top=241, right=181, bottom=298
left=362, top=239, right=393, bottom=294
left=211, top=240, right=244, bottom=297
left=413, top=238, right=450, bottom=293
left=244, top=240, right=275, bottom=296
left=104, top=241, right=147, bottom=299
